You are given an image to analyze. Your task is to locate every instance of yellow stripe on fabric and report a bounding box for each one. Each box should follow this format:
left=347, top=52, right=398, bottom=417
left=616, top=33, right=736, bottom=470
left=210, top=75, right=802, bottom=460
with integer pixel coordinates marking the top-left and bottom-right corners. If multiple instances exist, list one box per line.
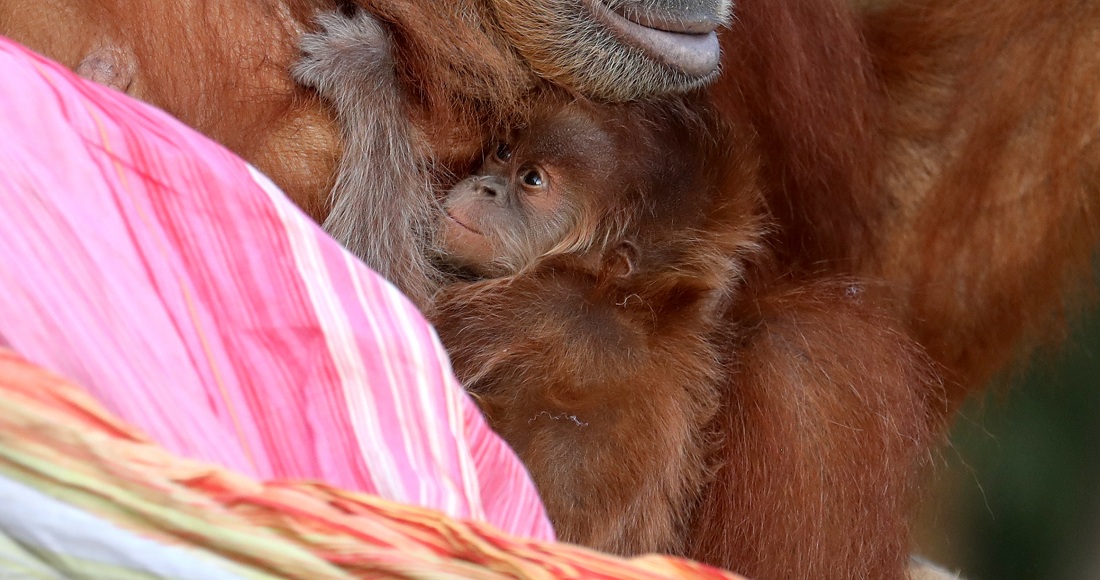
left=0, top=452, right=343, bottom=580
left=0, top=393, right=346, bottom=579
left=0, top=351, right=744, bottom=580
left=0, top=534, right=60, bottom=580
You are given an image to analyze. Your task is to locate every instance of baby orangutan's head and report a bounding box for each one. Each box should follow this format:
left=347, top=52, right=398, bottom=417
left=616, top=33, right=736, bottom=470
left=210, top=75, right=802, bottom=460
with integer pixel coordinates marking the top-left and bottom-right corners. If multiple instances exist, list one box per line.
left=438, top=103, right=624, bottom=278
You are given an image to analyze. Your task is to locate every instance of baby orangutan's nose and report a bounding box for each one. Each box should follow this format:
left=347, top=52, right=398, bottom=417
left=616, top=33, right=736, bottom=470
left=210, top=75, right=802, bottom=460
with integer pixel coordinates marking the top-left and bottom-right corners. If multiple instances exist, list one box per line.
left=476, top=176, right=506, bottom=200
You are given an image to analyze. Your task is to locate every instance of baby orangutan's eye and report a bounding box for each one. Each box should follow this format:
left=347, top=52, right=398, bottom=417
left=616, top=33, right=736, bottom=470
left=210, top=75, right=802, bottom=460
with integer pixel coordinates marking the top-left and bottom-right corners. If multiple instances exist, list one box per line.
left=493, top=142, right=512, bottom=162
left=521, top=168, right=545, bottom=188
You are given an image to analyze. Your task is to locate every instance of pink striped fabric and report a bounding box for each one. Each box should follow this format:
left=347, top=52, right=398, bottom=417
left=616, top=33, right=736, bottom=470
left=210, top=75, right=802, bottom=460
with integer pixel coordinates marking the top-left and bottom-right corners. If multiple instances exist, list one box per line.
left=0, top=36, right=553, bottom=541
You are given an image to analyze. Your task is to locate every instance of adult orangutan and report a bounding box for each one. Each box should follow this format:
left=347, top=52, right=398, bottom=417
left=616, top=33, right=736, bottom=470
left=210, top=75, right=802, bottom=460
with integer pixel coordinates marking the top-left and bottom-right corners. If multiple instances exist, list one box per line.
left=1, top=0, right=1098, bottom=579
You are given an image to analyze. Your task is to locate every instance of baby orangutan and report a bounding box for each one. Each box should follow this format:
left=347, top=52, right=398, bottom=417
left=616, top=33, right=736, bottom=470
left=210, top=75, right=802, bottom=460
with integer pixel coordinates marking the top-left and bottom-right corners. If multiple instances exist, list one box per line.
left=431, top=99, right=767, bottom=554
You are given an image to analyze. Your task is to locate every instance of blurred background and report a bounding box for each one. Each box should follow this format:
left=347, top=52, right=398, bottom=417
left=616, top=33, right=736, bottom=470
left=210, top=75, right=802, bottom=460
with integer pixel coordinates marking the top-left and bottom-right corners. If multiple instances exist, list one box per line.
left=914, top=310, right=1100, bottom=579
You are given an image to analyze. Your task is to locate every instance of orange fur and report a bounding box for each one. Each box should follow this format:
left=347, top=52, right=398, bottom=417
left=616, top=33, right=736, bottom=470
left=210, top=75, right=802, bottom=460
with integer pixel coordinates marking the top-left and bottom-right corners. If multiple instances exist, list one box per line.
left=865, top=0, right=1100, bottom=404
left=710, top=0, right=1100, bottom=406
left=691, top=276, right=940, bottom=578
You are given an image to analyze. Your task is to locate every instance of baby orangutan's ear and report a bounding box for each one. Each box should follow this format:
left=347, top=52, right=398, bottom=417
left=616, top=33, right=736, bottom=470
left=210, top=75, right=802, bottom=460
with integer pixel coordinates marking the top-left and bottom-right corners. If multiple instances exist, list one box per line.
left=600, top=241, right=639, bottom=279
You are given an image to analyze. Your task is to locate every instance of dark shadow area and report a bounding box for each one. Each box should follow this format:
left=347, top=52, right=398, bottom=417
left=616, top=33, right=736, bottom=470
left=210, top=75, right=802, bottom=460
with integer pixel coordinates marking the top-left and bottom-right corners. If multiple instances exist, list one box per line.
left=917, top=309, right=1100, bottom=579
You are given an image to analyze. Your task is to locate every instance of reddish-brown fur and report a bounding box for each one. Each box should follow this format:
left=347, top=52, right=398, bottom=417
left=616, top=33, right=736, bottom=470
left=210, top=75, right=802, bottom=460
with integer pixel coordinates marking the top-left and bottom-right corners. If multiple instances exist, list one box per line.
left=430, top=98, right=939, bottom=577
left=711, top=0, right=1100, bottom=408
left=1, top=0, right=1097, bottom=578
left=708, top=0, right=881, bottom=271
left=690, top=275, right=940, bottom=578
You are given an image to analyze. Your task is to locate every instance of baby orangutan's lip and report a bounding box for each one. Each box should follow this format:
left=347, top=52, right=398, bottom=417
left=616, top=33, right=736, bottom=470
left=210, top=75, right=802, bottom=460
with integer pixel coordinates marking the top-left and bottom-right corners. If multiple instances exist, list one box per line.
left=446, top=211, right=483, bottom=235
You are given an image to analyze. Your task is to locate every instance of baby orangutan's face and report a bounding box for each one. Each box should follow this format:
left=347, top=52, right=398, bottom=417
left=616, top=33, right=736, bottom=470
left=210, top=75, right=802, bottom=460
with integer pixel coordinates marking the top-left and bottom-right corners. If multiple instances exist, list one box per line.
left=439, top=106, right=618, bottom=278
left=437, top=143, right=580, bottom=277
left=439, top=140, right=573, bottom=277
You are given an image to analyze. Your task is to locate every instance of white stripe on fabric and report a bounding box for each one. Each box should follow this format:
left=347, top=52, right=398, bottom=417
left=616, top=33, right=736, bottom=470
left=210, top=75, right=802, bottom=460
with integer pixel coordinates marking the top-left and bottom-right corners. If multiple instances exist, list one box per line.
left=248, top=166, right=406, bottom=503
left=383, top=280, right=477, bottom=519
left=343, top=256, right=429, bottom=505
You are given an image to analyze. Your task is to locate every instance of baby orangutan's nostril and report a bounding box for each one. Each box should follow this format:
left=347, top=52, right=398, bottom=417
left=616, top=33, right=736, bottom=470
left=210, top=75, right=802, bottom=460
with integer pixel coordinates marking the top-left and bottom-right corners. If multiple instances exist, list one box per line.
left=477, top=177, right=503, bottom=199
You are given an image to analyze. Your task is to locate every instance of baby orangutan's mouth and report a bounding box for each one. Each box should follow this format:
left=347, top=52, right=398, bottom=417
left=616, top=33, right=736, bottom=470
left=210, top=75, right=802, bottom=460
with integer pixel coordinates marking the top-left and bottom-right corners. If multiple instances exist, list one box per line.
left=446, top=211, right=483, bottom=235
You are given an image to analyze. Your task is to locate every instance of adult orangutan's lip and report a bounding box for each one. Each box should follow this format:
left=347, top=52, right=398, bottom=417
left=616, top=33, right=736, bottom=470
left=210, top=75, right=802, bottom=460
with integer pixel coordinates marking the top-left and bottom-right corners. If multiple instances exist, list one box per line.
left=611, top=2, right=725, bottom=34
left=584, top=0, right=722, bottom=78
left=446, top=212, right=482, bottom=235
